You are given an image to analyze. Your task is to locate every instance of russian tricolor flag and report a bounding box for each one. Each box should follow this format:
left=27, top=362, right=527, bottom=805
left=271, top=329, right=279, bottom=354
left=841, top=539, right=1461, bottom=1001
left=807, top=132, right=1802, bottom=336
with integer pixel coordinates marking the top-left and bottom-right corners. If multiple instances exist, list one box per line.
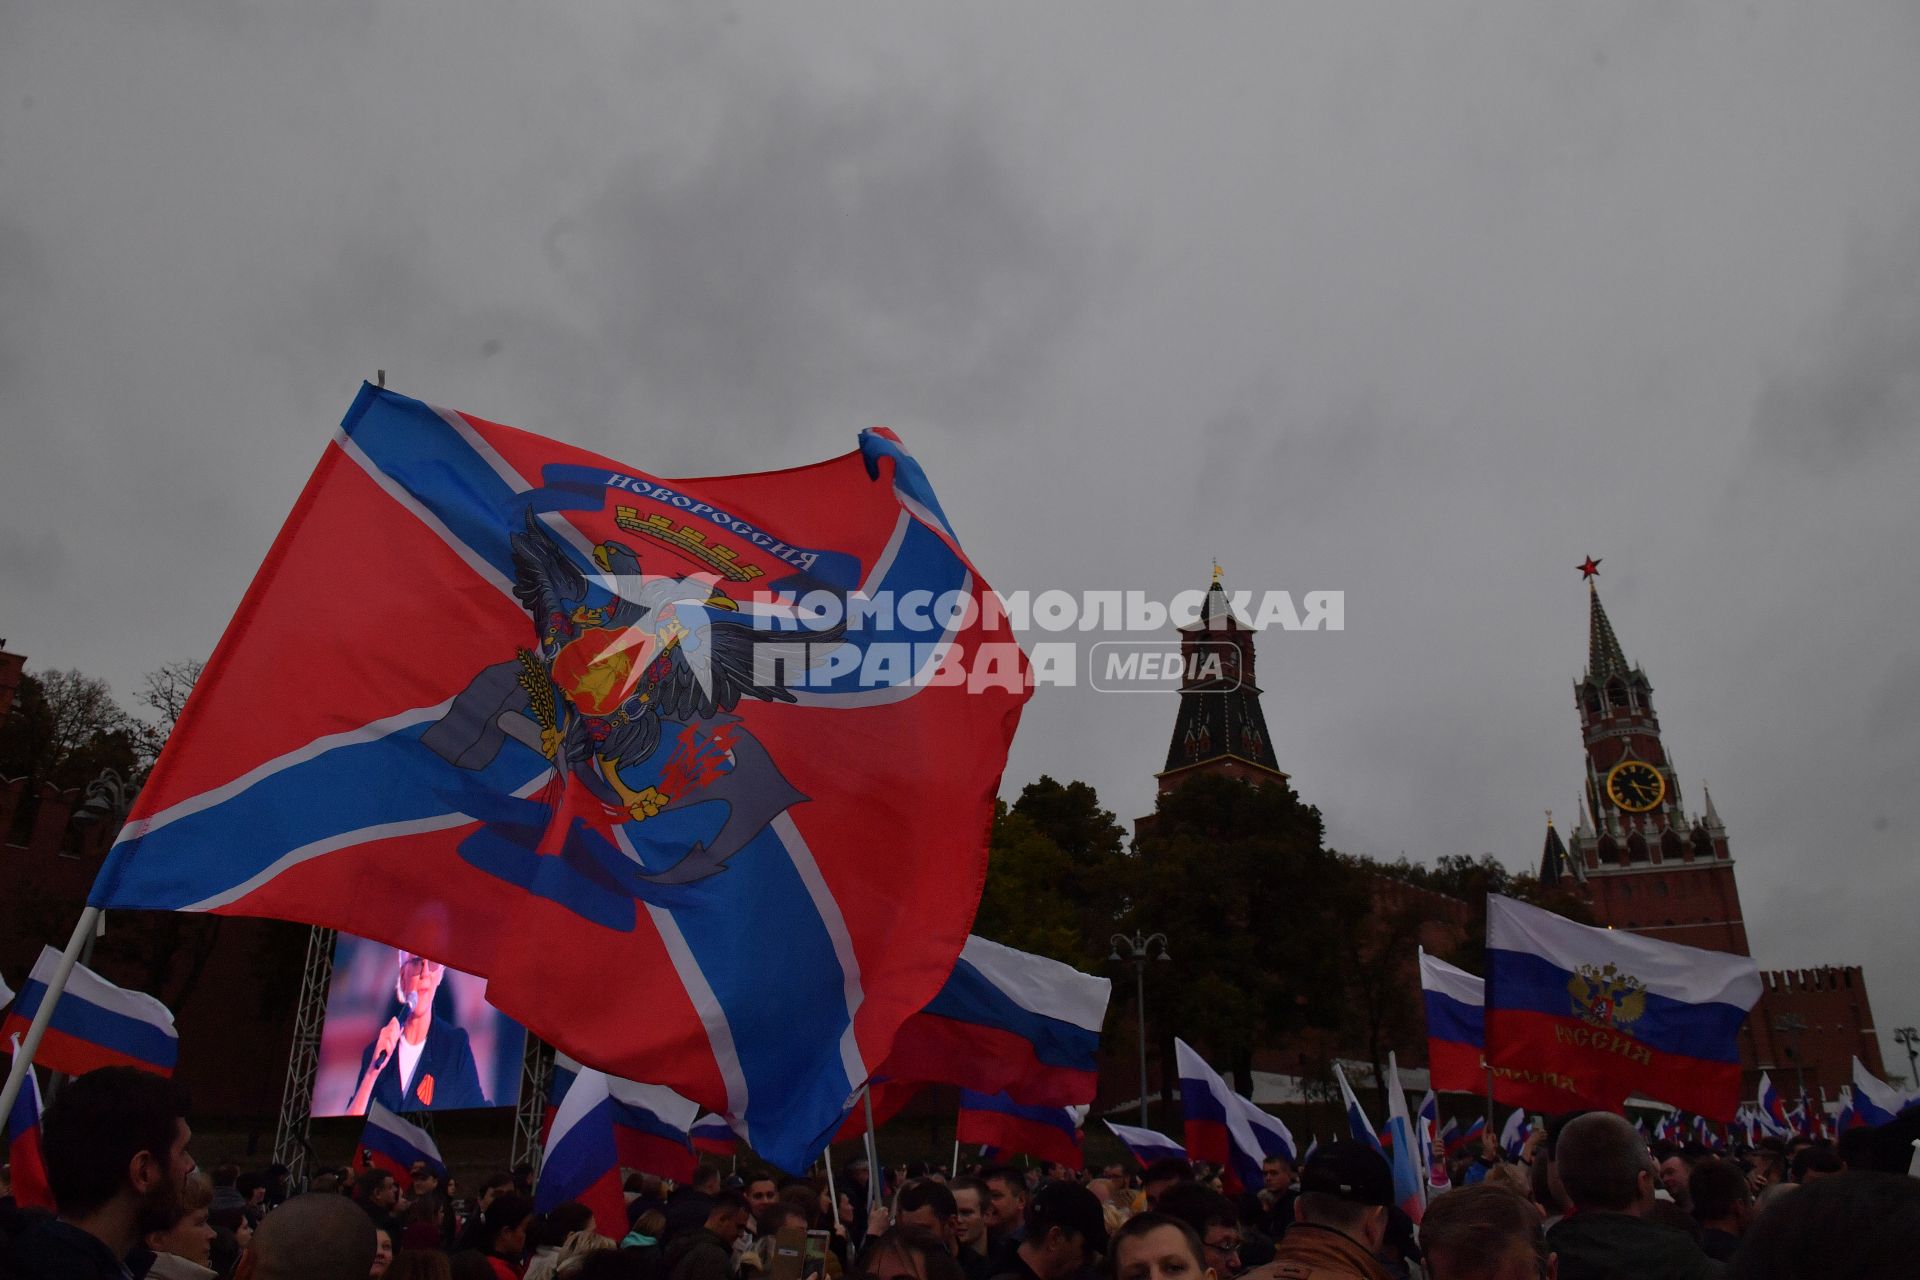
left=1332, top=1063, right=1383, bottom=1157
left=1105, top=1119, right=1188, bottom=1168
left=1383, top=1055, right=1424, bottom=1222
left=354, top=1101, right=446, bottom=1182
left=541, top=1064, right=700, bottom=1235
left=691, top=1111, right=738, bottom=1155
left=877, top=936, right=1111, bottom=1108
left=1852, top=1057, right=1907, bottom=1127
left=1443, top=1116, right=1483, bottom=1159
left=955, top=1090, right=1084, bottom=1169
left=1418, top=950, right=1485, bottom=1095
left=1, top=947, right=178, bottom=1079
left=1485, top=895, right=1760, bottom=1120
left=1500, top=1109, right=1531, bottom=1159
left=1175, top=1039, right=1269, bottom=1192
left=4, top=1039, right=53, bottom=1211
left=1756, top=1073, right=1791, bottom=1136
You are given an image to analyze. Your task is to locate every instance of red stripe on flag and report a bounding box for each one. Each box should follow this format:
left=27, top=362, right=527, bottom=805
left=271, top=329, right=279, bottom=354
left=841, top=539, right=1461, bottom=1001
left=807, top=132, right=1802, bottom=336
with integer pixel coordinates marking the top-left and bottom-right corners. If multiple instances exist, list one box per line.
left=1486, top=1009, right=1744, bottom=1120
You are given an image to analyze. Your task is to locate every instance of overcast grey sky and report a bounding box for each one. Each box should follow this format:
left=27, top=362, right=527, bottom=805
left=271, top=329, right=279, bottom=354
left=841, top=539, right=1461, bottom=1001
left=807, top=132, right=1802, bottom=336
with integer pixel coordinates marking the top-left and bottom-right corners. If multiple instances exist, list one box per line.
left=4, top=4, right=1916, bottom=1071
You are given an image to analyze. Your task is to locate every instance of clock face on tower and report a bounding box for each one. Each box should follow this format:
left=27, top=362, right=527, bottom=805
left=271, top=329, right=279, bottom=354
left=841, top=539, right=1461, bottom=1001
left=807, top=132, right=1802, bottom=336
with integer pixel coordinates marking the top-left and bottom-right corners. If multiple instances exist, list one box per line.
left=1605, top=760, right=1667, bottom=813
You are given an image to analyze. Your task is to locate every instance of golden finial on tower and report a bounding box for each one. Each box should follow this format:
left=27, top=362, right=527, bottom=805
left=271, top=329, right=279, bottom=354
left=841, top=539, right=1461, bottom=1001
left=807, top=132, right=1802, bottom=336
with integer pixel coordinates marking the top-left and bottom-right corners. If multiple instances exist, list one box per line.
left=1212, top=559, right=1224, bottom=583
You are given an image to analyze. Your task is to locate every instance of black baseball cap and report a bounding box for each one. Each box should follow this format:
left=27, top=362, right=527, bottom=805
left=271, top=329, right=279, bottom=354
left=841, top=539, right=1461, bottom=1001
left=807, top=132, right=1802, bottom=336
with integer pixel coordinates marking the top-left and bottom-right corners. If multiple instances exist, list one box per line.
left=1299, top=1141, right=1394, bottom=1208
left=1027, top=1180, right=1109, bottom=1255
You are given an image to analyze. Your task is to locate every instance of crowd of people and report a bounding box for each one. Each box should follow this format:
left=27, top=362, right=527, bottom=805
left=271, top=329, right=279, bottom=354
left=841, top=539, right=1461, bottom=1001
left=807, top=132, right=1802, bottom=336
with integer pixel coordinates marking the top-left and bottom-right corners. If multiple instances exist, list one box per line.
left=6, top=1066, right=1920, bottom=1280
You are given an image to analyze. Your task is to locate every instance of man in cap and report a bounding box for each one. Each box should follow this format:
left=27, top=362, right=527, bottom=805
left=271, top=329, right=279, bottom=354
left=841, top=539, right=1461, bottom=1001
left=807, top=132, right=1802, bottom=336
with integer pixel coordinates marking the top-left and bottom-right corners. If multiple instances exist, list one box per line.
left=1243, top=1142, right=1394, bottom=1280
left=987, top=1181, right=1108, bottom=1280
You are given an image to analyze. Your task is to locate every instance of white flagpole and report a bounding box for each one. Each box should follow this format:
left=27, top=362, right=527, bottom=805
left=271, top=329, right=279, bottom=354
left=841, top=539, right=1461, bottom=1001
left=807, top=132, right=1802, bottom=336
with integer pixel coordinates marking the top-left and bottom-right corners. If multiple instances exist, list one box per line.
left=861, top=1086, right=882, bottom=1219
left=951, top=1139, right=960, bottom=1178
left=0, top=907, right=104, bottom=1121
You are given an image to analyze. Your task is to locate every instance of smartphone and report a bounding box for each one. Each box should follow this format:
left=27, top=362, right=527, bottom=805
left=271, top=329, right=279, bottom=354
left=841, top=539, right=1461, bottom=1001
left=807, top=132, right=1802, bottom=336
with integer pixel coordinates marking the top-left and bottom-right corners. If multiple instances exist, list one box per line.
left=769, top=1225, right=808, bottom=1280
left=804, top=1229, right=831, bottom=1275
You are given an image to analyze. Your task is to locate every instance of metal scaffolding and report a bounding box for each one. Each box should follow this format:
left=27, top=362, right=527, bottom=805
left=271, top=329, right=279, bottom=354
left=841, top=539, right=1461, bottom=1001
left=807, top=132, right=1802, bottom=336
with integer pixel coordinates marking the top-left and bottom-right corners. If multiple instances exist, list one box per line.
left=271, top=925, right=337, bottom=1188
left=510, top=1033, right=554, bottom=1178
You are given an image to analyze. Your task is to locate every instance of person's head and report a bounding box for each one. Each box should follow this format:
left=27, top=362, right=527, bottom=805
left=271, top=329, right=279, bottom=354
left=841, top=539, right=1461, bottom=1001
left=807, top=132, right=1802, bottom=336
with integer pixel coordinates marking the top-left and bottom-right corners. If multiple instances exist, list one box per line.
left=1553, top=1113, right=1655, bottom=1216
left=1790, top=1144, right=1842, bottom=1185
left=248, top=1193, right=379, bottom=1280
left=692, top=1164, right=724, bottom=1196
left=1293, top=1143, right=1394, bottom=1252
left=981, top=1166, right=1027, bottom=1232
left=1656, top=1151, right=1693, bottom=1206
left=1018, top=1180, right=1109, bottom=1280
left=485, top=1191, right=537, bottom=1257
left=705, top=1189, right=750, bottom=1242
left=145, top=1169, right=216, bottom=1265
left=357, top=1168, right=401, bottom=1212
left=745, top=1172, right=781, bottom=1224
left=1260, top=1156, right=1294, bottom=1196
left=410, top=1161, right=441, bottom=1198
left=1689, top=1158, right=1752, bottom=1232
left=1139, top=1159, right=1193, bottom=1210
left=1726, top=1171, right=1920, bottom=1280
left=856, top=1226, right=968, bottom=1280
left=1420, top=1186, right=1552, bottom=1280
left=237, top=1170, right=269, bottom=1207
left=945, top=1176, right=987, bottom=1247
left=1151, top=1183, right=1240, bottom=1278
left=211, top=1163, right=241, bottom=1189
left=476, top=1172, right=514, bottom=1213
left=209, top=1196, right=255, bottom=1250
left=895, top=1179, right=960, bottom=1249
left=386, top=1251, right=455, bottom=1280
left=41, top=1065, right=194, bottom=1234
left=1108, top=1212, right=1212, bottom=1280
left=395, top=950, right=446, bottom=1013
left=372, top=1226, right=395, bottom=1276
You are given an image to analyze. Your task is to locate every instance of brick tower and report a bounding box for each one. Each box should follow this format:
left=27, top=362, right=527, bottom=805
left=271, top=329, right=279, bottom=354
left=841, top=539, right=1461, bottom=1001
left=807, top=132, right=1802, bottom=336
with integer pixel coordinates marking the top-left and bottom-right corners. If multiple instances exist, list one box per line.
left=1155, top=568, right=1287, bottom=797
left=1544, top=560, right=1886, bottom=1095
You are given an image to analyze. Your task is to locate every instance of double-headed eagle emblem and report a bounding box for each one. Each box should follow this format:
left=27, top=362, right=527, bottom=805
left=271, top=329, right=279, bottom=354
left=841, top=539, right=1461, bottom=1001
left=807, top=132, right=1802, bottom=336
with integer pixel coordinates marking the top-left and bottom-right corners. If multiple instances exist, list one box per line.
left=1567, top=962, right=1648, bottom=1032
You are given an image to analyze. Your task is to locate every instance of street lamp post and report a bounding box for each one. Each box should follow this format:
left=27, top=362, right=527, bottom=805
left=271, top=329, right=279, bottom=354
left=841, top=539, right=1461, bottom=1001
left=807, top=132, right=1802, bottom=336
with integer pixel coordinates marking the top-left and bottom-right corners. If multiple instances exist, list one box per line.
left=1895, top=1027, right=1920, bottom=1088
left=1110, top=931, right=1171, bottom=1127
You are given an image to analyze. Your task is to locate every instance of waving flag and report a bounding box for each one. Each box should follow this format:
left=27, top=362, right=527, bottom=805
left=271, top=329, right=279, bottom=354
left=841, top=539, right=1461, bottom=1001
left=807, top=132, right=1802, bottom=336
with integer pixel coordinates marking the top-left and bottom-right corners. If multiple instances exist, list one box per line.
left=1756, top=1073, right=1791, bottom=1136
left=1444, top=1116, right=1484, bottom=1159
left=353, top=1101, right=446, bottom=1184
left=956, top=1090, right=1084, bottom=1168
left=1418, top=950, right=1486, bottom=1094
left=691, top=1111, right=737, bottom=1155
left=3, top=1041, right=52, bottom=1211
left=547, top=1054, right=700, bottom=1185
left=1175, top=1039, right=1274, bottom=1192
left=538, top=1067, right=635, bottom=1236
left=85, top=386, right=1029, bottom=1172
left=1852, top=1058, right=1907, bottom=1126
left=1235, top=1093, right=1297, bottom=1167
left=1500, top=1109, right=1532, bottom=1159
left=1, top=948, right=177, bottom=1078
left=874, top=936, right=1109, bottom=1106
left=1106, top=1120, right=1188, bottom=1168
left=1, top=972, right=14, bottom=1012
left=1484, top=895, right=1760, bottom=1120
left=1333, top=1063, right=1383, bottom=1156
left=1383, top=1055, right=1424, bottom=1222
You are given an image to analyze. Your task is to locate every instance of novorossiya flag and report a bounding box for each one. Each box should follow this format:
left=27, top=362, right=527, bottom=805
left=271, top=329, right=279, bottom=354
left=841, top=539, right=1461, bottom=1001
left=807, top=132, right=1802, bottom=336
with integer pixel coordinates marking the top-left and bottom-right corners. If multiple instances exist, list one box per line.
left=88, top=385, right=1030, bottom=1171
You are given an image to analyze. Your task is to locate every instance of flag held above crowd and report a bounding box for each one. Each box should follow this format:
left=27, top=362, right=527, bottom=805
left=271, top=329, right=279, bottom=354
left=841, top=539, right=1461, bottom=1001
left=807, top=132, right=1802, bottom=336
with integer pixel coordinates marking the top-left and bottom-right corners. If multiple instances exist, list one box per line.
left=0, top=947, right=178, bottom=1079
left=1417, top=949, right=1485, bottom=1095
left=1382, top=1054, right=1424, bottom=1223
left=352, top=1101, right=446, bottom=1183
left=955, top=1090, right=1085, bottom=1170
left=1105, top=1119, right=1188, bottom=1168
left=1331, top=1062, right=1382, bottom=1157
left=1484, top=894, right=1761, bottom=1120
left=2, top=1042, right=52, bottom=1212
left=77, top=384, right=1031, bottom=1172
left=1851, top=1057, right=1909, bottom=1127
left=690, top=1110, right=738, bottom=1155
left=875, top=935, right=1111, bottom=1107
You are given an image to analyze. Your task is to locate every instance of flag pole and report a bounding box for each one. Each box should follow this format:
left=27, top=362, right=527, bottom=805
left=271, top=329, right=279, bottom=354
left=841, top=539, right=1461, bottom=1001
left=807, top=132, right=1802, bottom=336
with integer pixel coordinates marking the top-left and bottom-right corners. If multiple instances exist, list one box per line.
left=824, top=1153, right=840, bottom=1236
left=861, top=1085, right=881, bottom=1219
left=0, top=907, right=104, bottom=1121
left=951, top=1138, right=959, bottom=1179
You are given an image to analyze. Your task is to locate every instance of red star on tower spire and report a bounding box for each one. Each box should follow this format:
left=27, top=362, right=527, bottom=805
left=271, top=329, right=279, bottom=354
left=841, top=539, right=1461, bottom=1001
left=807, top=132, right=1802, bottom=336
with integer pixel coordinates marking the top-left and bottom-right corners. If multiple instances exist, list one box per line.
left=1578, top=556, right=1602, bottom=580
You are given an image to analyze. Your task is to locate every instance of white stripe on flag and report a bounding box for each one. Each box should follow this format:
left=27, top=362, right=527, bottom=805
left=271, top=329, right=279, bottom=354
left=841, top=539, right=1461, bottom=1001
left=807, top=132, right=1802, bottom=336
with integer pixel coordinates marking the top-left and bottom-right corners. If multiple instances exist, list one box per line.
left=1418, top=949, right=1484, bottom=1005
left=1487, top=895, right=1761, bottom=1007
left=25, top=947, right=176, bottom=1038
left=959, top=935, right=1113, bottom=1032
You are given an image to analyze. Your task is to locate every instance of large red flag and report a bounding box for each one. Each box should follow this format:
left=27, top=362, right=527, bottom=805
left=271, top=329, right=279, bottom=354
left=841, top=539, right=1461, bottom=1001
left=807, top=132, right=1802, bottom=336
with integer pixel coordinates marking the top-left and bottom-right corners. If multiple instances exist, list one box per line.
left=90, top=385, right=1029, bottom=1169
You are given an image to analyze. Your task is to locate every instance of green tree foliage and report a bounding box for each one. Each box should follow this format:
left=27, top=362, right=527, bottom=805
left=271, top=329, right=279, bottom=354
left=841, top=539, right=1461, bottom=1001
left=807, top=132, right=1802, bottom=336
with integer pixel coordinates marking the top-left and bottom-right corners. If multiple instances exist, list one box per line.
left=1130, top=773, right=1374, bottom=1092
left=1374, top=852, right=1594, bottom=975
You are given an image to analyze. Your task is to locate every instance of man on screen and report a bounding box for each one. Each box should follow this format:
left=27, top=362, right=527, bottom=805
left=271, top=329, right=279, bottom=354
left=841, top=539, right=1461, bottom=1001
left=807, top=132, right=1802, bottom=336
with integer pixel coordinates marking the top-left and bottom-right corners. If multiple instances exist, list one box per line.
left=346, top=950, right=486, bottom=1114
